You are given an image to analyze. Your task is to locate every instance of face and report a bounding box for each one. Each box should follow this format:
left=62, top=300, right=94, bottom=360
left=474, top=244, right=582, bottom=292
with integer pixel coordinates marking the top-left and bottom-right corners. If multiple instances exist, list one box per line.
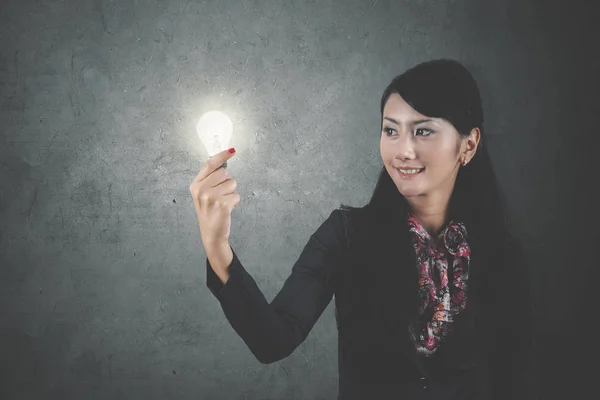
left=380, top=93, right=479, bottom=205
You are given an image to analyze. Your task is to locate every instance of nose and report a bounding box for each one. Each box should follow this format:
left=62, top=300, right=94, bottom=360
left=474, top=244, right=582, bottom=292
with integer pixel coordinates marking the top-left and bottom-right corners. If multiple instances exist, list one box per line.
left=396, top=131, right=416, bottom=160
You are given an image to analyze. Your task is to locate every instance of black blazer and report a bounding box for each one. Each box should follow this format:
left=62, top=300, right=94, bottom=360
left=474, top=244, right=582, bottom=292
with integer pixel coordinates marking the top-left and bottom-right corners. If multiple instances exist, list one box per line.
left=206, top=208, right=539, bottom=399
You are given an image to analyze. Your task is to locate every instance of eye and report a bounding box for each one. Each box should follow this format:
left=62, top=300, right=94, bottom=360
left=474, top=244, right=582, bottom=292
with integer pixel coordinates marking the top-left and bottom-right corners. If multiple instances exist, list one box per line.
left=383, top=127, right=396, bottom=136
left=415, top=128, right=434, bottom=136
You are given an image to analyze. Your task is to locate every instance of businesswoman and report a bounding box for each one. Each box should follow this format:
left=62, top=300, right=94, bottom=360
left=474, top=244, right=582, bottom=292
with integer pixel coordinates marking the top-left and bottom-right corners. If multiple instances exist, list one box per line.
left=190, top=59, right=539, bottom=399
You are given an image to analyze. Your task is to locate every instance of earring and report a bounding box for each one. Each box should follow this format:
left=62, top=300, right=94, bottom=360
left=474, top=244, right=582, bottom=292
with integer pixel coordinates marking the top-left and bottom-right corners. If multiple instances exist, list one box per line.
left=462, top=159, right=467, bottom=166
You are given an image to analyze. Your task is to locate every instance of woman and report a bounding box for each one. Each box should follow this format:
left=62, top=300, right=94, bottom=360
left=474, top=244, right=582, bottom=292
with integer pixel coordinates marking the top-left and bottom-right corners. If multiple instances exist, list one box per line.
left=189, top=59, right=539, bottom=399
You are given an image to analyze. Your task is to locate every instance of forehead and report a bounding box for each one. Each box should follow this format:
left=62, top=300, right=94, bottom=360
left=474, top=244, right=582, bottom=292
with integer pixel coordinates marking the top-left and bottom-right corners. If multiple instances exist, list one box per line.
left=383, top=93, right=450, bottom=128
left=383, top=93, right=428, bottom=118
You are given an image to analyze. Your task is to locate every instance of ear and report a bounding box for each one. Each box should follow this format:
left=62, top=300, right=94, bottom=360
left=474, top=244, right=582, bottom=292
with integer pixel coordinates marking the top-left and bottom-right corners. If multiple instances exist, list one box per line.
left=462, top=127, right=481, bottom=164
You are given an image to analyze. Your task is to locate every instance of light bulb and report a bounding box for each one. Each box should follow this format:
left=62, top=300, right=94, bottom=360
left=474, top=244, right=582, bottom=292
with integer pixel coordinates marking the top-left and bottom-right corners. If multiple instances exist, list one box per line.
left=196, top=110, right=233, bottom=169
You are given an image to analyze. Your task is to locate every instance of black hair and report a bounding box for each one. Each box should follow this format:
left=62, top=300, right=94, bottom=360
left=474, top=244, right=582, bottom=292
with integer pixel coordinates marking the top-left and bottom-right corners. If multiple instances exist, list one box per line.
left=340, top=58, right=509, bottom=255
left=336, top=59, right=533, bottom=386
left=336, top=59, right=513, bottom=340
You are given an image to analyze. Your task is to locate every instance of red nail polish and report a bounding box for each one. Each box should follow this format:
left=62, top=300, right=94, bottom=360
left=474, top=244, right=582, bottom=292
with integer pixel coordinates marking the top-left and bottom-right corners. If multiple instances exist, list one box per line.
left=228, top=148, right=236, bottom=154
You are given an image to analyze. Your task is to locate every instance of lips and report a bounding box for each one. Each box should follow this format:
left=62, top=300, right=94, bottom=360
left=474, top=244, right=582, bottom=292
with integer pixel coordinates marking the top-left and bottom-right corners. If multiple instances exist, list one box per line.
left=398, top=167, right=425, bottom=176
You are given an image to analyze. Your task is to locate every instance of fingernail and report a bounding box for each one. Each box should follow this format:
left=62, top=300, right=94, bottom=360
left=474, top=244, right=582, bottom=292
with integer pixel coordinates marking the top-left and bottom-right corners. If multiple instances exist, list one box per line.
left=228, top=147, right=236, bottom=154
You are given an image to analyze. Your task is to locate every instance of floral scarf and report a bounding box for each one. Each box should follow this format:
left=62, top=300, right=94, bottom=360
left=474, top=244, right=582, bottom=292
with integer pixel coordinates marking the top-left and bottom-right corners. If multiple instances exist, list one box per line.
left=407, top=214, right=471, bottom=357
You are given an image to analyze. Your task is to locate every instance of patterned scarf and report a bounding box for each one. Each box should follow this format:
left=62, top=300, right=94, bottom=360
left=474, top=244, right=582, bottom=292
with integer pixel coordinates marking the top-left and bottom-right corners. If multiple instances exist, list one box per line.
left=407, top=214, right=471, bottom=357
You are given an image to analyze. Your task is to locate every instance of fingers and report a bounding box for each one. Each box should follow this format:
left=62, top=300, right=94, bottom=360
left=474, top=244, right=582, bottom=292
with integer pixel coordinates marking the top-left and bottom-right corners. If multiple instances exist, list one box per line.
left=221, top=191, right=241, bottom=210
left=190, top=171, right=237, bottom=201
left=193, top=148, right=236, bottom=183
left=213, top=176, right=237, bottom=196
left=190, top=148, right=237, bottom=208
left=198, top=166, right=229, bottom=190
left=200, top=190, right=239, bottom=212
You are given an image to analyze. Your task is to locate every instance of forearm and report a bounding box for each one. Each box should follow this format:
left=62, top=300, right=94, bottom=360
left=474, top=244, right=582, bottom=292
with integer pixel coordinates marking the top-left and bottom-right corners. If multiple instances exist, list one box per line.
left=204, top=210, right=344, bottom=365
left=206, top=245, right=307, bottom=364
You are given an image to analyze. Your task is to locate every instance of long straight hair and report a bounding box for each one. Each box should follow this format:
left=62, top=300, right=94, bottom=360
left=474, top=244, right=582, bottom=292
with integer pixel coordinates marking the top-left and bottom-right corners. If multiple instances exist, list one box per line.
left=339, top=58, right=510, bottom=297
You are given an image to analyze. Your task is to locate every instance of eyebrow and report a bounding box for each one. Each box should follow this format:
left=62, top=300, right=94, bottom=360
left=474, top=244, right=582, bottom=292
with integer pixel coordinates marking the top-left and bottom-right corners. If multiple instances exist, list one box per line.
left=383, top=117, right=437, bottom=126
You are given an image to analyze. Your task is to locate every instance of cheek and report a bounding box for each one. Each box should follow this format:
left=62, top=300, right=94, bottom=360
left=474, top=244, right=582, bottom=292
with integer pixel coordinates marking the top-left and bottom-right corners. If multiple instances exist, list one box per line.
left=421, top=142, right=458, bottom=165
left=426, top=156, right=454, bottom=171
left=380, top=144, right=393, bottom=161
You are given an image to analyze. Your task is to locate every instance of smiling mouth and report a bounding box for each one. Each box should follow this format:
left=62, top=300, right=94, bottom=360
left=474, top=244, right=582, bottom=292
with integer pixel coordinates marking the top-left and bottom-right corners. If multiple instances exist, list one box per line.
left=398, top=167, right=425, bottom=175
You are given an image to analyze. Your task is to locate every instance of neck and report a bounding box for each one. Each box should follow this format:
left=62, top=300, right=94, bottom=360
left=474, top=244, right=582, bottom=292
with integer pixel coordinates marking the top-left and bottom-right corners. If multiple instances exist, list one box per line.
left=406, top=194, right=451, bottom=238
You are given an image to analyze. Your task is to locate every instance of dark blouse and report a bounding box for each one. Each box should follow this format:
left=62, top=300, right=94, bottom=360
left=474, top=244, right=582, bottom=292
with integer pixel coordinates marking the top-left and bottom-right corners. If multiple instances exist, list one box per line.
left=206, top=208, right=539, bottom=399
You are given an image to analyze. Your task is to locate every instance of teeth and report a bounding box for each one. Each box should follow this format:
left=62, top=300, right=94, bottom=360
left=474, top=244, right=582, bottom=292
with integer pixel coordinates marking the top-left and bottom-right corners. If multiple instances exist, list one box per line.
left=399, top=168, right=423, bottom=175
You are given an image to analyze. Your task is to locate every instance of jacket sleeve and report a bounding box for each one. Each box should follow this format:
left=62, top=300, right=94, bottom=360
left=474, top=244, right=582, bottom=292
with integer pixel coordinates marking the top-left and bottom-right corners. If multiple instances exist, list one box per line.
left=494, top=236, right=541, bottom=399
left=205, top=209, right=347, bottom=364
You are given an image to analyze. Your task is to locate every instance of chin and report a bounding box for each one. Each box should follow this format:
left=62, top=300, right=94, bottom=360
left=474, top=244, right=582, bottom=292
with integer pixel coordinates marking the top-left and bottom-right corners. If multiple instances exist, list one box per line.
left=399, top=189, right=424, bottom=198
left=395, top=184, right=425, bottom=198
left=390, top=173, right=427, bottom=198
left=391, top=180, right=422, bottom=197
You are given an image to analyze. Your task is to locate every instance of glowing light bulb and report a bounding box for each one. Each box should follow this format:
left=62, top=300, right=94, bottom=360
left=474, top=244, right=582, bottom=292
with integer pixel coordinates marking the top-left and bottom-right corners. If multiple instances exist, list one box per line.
left=196, top=111, right=233, bottom=169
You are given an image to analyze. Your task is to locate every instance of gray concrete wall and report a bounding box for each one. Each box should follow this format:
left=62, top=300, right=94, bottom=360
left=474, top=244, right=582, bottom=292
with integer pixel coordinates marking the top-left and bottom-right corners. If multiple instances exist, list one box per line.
left=1, top=0, right=596, bottom=398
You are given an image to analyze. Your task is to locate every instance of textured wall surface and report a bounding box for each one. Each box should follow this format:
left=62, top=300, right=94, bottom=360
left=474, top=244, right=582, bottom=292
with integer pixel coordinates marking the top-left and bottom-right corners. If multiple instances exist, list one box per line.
left=1, top=0, right=596, bottom=399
